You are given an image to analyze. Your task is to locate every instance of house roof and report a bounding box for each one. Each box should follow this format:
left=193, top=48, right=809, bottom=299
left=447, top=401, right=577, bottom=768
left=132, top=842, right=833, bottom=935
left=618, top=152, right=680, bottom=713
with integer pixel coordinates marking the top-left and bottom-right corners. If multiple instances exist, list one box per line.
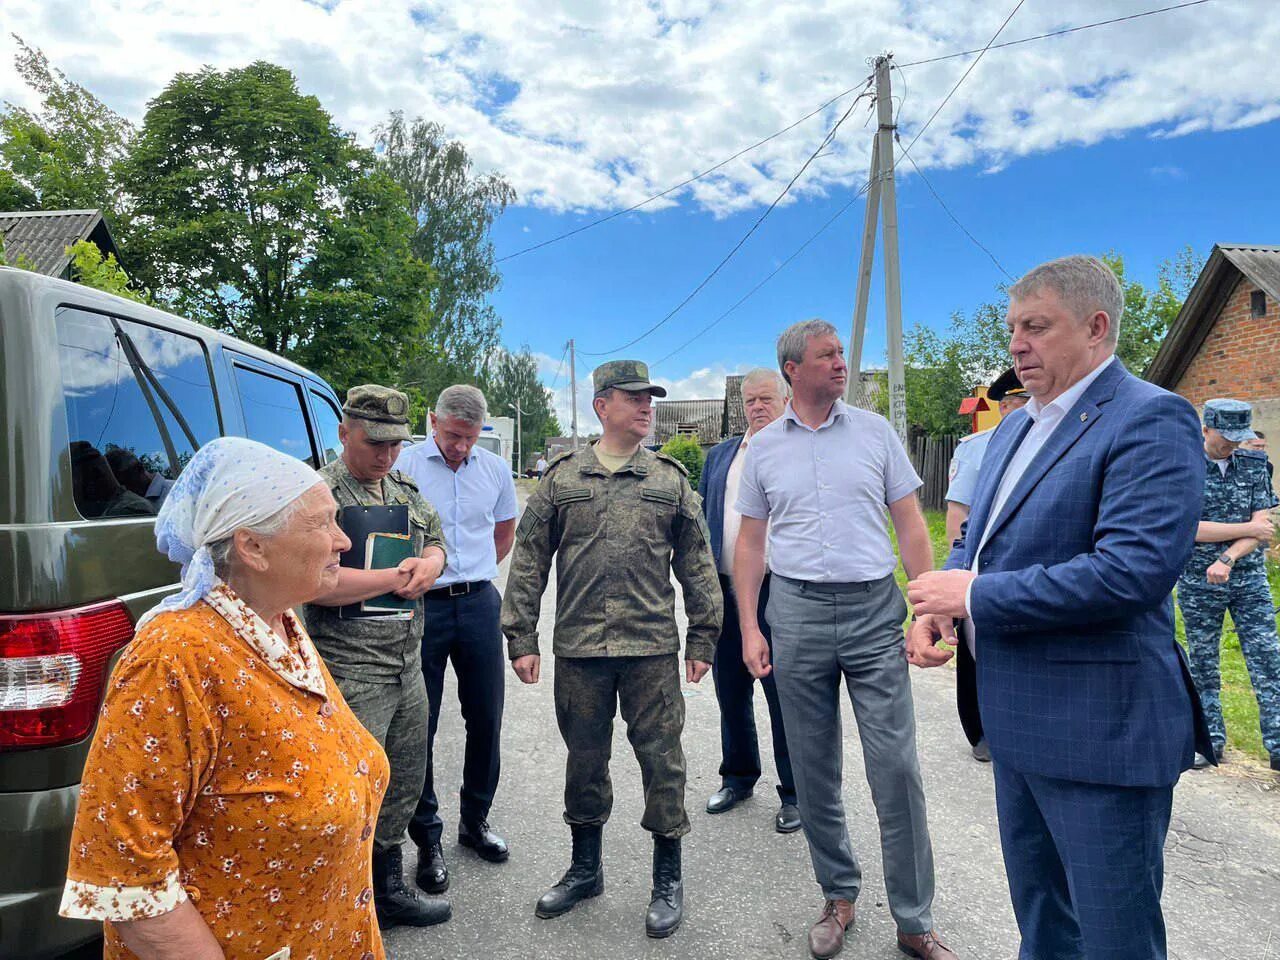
left=847, top=370, right=883, bottom=412
left=724, top=375, right=747, bottom=437
left=1146, top=244, right=1280, bottom=388
left=0, top=209, right=120, bottom=279
left=654, top=398, right=726, bottom=446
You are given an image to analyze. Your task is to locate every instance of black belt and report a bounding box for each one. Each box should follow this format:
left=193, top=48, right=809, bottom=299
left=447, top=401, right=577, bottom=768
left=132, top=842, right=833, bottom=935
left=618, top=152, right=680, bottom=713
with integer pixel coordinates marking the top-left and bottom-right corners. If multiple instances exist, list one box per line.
left=425, top=580, right=490, bottom=599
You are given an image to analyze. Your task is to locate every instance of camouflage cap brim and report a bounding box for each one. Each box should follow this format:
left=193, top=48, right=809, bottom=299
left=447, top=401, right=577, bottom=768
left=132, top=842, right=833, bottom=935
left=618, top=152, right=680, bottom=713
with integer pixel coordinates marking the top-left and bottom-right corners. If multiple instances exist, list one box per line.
left=355, top=418, right=413, bottom=442
left=1218, top=426, right=1258, bottom=443
left=611, top=380, right=668, bottom=397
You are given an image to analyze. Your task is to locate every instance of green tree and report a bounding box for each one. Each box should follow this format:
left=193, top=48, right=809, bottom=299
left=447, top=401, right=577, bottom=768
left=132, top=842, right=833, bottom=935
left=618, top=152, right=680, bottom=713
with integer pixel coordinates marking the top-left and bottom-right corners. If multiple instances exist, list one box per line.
left=121, top=62, right=433, bottom=390
left=482, top=346, right=562, bottom=471
left=658, top=434, right=704, bottom=490
left=375, top=112, right=515, bottom=399
left=1103, top=247, right=1203, bottom=375
left=0, top=37, right=134, bottom=217
left=65, top=239, right=148, bottom=302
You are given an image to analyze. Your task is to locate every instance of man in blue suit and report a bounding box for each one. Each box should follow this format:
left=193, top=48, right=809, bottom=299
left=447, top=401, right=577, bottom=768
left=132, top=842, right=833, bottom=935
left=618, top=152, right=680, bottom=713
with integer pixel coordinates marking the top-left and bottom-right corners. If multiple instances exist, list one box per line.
left=699, top=368, right=800, bottom=833
left=906, top=255, right=1213, bottom=960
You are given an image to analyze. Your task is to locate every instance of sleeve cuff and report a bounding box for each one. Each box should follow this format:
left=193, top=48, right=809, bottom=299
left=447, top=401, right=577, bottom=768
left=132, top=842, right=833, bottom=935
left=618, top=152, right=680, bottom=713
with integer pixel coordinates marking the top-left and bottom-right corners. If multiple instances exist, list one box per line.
left=507, top=634, right=540, bottom=660
left=60, top=869, right=187, bottom=922
left=684, top=639, right=716, bottom=665
left=965, top=577, right=975, bottom=619
left=733, top=499, right=769, bottom=520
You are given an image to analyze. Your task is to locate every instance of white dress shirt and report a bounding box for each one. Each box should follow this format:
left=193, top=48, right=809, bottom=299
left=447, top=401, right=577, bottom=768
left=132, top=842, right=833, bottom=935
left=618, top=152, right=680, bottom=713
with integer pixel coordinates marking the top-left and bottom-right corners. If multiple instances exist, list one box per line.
left=964, top=355, right=1117, bottom=649
left=719, top=437, right=749, bottom=577
left=736, top=401, right=921, bottom=583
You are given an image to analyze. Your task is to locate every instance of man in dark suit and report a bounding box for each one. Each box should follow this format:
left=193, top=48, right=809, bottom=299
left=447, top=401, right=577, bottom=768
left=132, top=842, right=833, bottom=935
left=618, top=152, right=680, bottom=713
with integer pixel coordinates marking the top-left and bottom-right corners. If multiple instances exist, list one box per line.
left=699, top=368, right=800, bottom=833
left=906, top=255, right=1213, bottom=960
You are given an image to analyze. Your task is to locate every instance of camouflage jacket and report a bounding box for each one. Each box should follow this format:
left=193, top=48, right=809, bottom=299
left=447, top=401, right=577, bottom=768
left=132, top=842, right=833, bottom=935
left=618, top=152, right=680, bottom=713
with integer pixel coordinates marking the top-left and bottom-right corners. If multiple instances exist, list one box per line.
left=303, top=458, right=446, bottom=682
left=1183, top=448, right=1279, bottom=578
left=500, top=442, right=722, bottom=663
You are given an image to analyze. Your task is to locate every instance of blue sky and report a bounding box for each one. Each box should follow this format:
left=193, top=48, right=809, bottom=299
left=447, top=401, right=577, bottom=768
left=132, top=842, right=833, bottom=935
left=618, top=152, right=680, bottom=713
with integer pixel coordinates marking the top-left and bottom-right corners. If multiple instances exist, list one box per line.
left=4, top=0, right=1277, bottom=426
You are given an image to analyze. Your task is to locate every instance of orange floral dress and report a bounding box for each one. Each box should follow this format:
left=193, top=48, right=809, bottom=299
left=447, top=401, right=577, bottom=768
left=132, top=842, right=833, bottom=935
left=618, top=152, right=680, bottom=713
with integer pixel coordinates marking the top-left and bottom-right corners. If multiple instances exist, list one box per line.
left=60, top=583, right=390, bottom=960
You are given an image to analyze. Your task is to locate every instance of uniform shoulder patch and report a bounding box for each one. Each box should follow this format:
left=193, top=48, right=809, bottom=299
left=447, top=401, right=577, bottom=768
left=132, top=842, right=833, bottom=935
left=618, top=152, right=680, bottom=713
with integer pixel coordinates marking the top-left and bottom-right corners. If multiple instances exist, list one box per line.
left=655, top=451, right=690, bottom=476
left=389, top=469, right=420, bottom=491
left=1237, top=447, right=1268, bottom=462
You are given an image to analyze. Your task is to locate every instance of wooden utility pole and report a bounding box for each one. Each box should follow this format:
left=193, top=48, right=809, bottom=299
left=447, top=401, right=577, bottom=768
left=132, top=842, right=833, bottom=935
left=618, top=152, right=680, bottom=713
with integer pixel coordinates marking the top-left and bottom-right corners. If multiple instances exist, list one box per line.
left=847, top=54, right=908, bottom=443
left=568, top=339, right=580, bottom=449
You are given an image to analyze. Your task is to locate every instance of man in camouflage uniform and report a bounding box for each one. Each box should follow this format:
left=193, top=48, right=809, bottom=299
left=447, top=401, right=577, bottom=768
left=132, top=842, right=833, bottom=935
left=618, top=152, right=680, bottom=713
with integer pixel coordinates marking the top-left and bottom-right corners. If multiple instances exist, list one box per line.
left=1177, top=398, right=1280, bottom=773
left=501, top=360, right=723, bottom=938
left=304, top=385, right=453, bottom=928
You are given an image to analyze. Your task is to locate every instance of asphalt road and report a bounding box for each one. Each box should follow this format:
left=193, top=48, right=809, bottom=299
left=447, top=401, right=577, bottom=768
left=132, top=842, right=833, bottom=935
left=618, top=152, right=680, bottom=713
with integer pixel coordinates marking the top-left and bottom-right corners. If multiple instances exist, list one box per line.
left=60, top=495, right=1280, bottom=960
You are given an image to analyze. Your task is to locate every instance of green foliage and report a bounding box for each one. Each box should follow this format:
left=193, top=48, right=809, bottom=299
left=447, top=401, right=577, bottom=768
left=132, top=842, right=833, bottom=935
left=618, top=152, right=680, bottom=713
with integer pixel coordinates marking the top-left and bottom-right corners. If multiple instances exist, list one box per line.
left=0, top=37, right=134, bottom=217
left=1102, top=247, right=1203, bottom=376
left=65, top=239, right=148, bottom=302
left=375, top=112, right=515, bottom=398
left=659, top=434, right=705, bottom=490
left=482, top=345, right=562, bottom=469
left=120, top=62, right=434, bottom=390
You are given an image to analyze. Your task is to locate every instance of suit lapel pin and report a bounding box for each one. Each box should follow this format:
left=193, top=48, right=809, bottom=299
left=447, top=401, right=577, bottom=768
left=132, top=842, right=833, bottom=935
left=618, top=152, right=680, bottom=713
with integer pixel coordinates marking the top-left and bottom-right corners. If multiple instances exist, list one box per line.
left=1079, top=412, right=1088, bottom=422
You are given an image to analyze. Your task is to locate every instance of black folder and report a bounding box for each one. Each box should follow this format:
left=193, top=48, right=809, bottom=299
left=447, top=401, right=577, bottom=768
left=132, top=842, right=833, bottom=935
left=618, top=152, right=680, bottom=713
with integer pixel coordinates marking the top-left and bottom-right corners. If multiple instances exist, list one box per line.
left=337, top=503, right=414, bottom=619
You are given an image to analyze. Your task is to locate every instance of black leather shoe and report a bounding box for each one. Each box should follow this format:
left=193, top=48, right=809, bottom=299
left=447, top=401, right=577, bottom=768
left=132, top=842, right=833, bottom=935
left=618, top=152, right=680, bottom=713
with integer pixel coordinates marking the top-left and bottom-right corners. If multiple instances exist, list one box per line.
left=536, top=825, right=604, bottom=919
left=374, top=845, right=451, bottom=929
left=775, top=803, right=802, bottom=834
left=459, top=818, right=509, bottom=863
left=971, top=739, right=992, bottom=763
left=416, top=841, right=449, bottom=894
left=1270, top=753, right=1279, bottom=773
left=706, top=785, right=751, bottom=814
left=646, top=836, right=683, bottom=938
left=1192, top=752, right=1211, bottom=770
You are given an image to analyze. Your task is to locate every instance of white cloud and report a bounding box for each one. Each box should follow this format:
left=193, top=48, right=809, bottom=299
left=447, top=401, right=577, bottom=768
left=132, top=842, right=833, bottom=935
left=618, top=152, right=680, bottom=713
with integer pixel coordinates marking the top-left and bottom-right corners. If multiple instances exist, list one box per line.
left=3, top=0, right=1274, bottom=216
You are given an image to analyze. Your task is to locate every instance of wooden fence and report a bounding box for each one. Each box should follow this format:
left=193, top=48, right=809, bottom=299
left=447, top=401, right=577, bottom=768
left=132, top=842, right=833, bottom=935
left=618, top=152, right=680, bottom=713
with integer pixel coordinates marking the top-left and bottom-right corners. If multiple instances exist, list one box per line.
left=908, top=434, right=960, bottom=512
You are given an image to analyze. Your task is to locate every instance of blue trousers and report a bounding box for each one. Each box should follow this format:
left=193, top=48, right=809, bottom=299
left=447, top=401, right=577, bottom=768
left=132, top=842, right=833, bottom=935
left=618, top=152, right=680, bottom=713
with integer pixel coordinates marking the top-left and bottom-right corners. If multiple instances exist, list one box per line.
left=713, top=574, right=796, bottom=803
left=994, top=763, right=1173, bottom=960
left=408, top=583, right=505, bottom=848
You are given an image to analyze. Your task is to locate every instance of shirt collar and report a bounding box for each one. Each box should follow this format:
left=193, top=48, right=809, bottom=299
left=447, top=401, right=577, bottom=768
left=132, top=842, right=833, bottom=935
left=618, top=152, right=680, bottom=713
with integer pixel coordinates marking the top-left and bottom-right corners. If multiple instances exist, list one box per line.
left=427, top=433, right=471, bottom=466
left=204, top=581, right=328, bottom=698
left=1025, top=355, right=1116, bottom=424
left=782, top=399, right=849, bottom=431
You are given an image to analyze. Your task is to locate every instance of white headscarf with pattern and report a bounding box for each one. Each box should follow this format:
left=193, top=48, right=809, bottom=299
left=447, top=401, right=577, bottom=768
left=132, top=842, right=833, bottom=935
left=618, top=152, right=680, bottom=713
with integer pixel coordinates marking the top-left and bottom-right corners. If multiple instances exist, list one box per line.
left=137, top=437, right=323, bottom=629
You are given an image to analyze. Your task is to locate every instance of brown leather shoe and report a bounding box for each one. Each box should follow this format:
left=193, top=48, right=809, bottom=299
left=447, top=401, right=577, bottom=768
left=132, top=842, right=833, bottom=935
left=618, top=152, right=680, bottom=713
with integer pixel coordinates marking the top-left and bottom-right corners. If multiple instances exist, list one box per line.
left=808, top=899, right=855, bottom=959
left=897, top=929, right=958, bottom=959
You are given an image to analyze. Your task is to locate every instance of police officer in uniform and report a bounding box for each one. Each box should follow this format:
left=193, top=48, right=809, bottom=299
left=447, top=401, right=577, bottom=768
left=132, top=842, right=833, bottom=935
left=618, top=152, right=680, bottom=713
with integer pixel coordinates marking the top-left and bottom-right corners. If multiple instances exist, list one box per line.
left=942, top=368, right=1028, bottom=763
left=1177, top=399, right=1280, bottom=772
left=501, top=360, right=723, bottom=938
left=304, top=385, right=453, bottom=928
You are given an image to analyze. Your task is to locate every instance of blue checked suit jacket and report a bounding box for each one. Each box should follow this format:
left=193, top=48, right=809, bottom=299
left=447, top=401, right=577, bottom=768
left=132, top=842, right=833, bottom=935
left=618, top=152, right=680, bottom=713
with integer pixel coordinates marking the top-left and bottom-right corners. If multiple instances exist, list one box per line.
left=699, top=435, right=742, bottom=569
left=944, top=360, right=1213, bottom=787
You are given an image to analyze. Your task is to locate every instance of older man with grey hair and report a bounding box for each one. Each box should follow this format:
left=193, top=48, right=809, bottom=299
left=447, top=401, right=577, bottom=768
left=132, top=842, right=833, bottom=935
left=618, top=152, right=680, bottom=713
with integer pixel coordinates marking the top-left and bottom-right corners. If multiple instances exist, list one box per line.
left=699, top=367, right=800, bottom=833
left=733, top=322, right=955, bottom=960
left=398, top=384, right=519, bottom=893
left=908, top=255, right=1211, bottom=960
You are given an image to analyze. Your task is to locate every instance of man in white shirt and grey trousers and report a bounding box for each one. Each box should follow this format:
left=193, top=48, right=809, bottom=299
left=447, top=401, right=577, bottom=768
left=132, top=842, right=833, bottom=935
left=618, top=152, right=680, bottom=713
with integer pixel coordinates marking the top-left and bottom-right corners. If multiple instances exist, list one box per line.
left=733, top=319, right=958, bottom=960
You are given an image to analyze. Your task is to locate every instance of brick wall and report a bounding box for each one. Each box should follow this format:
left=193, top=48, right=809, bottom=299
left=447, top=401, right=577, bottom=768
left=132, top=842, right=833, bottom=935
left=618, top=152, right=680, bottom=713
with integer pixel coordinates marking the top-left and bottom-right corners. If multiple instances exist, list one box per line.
left=1174, top=275, right=1280, bottom=441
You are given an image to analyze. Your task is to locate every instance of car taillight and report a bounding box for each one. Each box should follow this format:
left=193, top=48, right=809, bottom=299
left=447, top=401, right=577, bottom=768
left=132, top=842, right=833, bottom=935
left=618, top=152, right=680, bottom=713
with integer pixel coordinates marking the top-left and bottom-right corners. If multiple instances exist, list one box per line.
left=0, top=601, right=135, bottom=750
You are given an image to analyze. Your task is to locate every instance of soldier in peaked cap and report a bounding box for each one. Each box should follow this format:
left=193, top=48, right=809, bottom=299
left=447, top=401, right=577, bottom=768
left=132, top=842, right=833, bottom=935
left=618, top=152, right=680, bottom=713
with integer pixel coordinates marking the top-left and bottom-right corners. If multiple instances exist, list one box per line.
left=303, top=384, right=453, bottom=928
left=501, top=359, right=722, bottom=938
left=1177, top=398, right=1280, bottom=773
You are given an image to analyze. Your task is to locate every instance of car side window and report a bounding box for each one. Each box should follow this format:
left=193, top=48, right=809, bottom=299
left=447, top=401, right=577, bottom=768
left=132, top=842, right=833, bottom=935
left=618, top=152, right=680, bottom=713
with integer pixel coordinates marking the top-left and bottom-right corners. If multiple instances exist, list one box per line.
left=233, top=364, right=317, bottom=465
left=57, top=307, right=220, bottom=520
left=311, top=389, right=343, bottom=465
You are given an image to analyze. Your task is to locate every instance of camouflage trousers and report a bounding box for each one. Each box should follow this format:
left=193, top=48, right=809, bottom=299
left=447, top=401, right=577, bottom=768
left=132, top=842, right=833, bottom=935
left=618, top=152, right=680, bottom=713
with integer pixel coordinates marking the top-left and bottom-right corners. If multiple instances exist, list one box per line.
left=553, top=653, right=690, bottom=839
left=333, top=670, right=430, bottom=852
left=1178, top=567, right=1280, bottom=757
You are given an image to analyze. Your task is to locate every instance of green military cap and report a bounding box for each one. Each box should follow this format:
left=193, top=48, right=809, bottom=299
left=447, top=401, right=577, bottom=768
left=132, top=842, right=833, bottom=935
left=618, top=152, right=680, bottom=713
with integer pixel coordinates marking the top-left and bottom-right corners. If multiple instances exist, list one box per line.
left=342, top=384, right=413, bottom=442
left=592, top=360, right=667, bottom=397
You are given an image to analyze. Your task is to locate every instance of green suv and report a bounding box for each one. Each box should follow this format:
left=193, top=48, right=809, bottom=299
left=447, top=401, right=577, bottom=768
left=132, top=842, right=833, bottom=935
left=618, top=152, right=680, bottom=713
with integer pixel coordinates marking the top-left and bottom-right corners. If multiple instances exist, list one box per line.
left=0, top=268, right=347, bottom=958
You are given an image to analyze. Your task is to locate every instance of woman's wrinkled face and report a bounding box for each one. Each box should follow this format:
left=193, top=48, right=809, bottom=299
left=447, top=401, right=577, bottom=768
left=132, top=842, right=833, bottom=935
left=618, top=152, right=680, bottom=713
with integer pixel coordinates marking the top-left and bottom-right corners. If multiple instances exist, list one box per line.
left=259, top=483, right=351, bottom=602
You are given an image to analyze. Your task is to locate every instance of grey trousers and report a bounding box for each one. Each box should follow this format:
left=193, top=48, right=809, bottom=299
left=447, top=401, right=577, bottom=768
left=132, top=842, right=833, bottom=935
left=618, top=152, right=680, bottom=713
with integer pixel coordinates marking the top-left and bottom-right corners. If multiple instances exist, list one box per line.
left=334, top=670, right=430, bottom=853
left=767, top=573, right=936, bottom=934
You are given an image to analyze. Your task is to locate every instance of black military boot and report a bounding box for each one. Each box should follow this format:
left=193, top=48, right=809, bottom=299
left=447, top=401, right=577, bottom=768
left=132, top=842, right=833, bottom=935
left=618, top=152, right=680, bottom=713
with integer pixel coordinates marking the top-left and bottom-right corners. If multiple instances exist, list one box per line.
left=372, top=845, right=451, bottom=929
left=645, top=835, right=683, bottom=938
left=535, top=825, right=604, bottom=919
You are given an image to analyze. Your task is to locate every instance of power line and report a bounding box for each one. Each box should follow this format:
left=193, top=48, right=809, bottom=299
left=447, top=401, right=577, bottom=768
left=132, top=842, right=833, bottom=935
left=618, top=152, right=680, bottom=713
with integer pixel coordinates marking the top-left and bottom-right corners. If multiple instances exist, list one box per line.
left=496, top=77, right=873, bottom=264
left=896, top=0, right=1213, bottom=69
left=900, top=0, right=1027, bottom=158
left=652, top=182, right=872, bottom=369
left=578, top=87, right=873, bottom=358
left=547, top=341, right=569, bottom=391
left=896, top=140, right=1014, bottom=282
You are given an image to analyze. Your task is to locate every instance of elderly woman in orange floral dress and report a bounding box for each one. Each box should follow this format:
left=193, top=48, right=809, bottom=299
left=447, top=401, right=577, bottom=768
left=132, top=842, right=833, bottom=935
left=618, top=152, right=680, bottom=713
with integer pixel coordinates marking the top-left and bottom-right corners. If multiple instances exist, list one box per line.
left=60, top=437, right=405, bottom=960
